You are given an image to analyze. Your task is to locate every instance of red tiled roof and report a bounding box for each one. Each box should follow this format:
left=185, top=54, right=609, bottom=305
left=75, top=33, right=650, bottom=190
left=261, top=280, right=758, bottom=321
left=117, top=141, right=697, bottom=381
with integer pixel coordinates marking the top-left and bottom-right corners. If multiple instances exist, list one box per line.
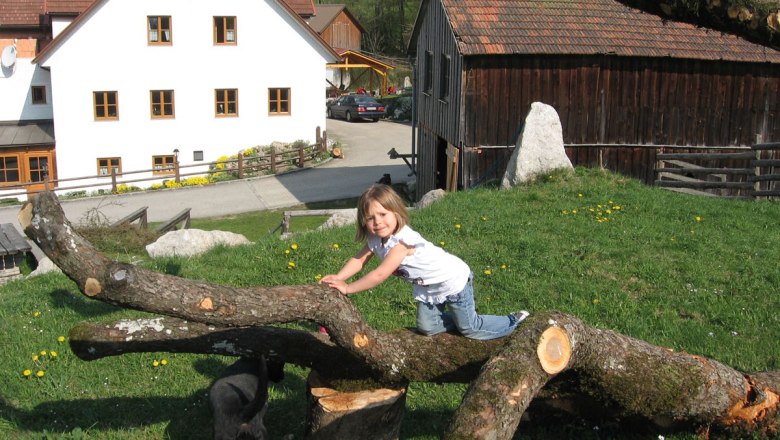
left=282, top=0, right=316, bottom=17
left=0, top=0, right=93, bottom=27
left=441, top=0, right=780, bottom=63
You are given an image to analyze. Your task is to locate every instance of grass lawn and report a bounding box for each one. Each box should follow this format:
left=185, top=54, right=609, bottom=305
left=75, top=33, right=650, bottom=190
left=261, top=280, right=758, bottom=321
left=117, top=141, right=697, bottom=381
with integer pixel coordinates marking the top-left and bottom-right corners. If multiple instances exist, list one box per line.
left=1, top=168, right=778, bottom=439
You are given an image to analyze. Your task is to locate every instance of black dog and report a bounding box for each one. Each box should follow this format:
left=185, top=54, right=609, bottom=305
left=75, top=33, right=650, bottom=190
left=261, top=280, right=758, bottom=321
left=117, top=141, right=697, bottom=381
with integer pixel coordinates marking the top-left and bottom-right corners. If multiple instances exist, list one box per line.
left=209, top=356, right=285, bottom=440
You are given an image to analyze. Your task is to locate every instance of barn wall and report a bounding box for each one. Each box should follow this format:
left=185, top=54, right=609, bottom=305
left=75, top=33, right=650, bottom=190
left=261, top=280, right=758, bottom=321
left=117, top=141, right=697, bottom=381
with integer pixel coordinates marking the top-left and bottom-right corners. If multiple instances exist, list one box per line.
left=456, top=55, right=780, bottom=190
left=412, top=0, right=464, bottom=199
left=320, top=11, right=362, bottom=51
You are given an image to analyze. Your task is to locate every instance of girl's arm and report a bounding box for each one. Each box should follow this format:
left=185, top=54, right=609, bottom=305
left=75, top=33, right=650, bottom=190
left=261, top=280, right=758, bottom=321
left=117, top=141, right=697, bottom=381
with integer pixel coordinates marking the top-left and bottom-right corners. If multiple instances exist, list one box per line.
left=328, top=241, right=410, bottom=295
left=320, top=244, right=373, bottom=287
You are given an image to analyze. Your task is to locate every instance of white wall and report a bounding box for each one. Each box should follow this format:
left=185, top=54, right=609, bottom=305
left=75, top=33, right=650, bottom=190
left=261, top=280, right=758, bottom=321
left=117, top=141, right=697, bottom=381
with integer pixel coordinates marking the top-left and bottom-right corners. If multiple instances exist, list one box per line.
left=0, top=46, right=54, bottom=121
left=40, top=0, right=334, bottom=188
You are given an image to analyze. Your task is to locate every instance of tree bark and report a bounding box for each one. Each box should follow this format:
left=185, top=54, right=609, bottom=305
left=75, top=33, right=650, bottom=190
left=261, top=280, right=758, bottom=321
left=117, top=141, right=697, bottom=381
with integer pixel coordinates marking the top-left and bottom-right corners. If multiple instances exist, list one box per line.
left=18, top=192, right=780, bottom=439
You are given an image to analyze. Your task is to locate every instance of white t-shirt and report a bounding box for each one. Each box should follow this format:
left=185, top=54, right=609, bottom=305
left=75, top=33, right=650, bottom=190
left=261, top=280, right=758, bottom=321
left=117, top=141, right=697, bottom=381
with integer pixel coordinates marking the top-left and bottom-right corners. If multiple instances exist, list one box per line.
left=367, top=225, right=470, bottom=304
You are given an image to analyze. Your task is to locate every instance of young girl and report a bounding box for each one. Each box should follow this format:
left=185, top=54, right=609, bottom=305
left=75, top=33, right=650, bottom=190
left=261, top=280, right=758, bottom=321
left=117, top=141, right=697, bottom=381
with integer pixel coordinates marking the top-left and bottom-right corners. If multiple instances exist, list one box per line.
left=320, top=184, right=529, bottom=340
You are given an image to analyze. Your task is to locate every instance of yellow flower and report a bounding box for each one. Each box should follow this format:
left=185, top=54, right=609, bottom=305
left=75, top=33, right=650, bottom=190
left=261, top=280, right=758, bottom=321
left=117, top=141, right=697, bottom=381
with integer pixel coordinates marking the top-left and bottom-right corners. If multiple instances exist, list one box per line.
left=36, top=370, right=45, bottom=378
left=578, top=193, right=583, bottom=197
left=291, top=243, right=298, bottom=250
left=40, top=351, right=47, bottom=356
left=695, top=216, right=702, bottom=222
left=314, top=274, right=322, bottom=281
left=439, top=241, right=445, bottom=247
left=287, top=261, right=296, bottom=269
left=284, top=249, right=291, bottom=254
left=483, top=269, right=492, bottom=276
left=50, top=351, right=58, bottom=357
left=592, top=298, right=600, bottom=305
left=32, top=355, right=39, bottom=362
left=332, top=243, right=340, bottom=250
left=33, top=311, right=40, bottom=317
left=152, top=360, right=160, bottom=367
left=562, top=210, right=569, bottom=215
left=161, top=359, right=168, bottom=366
left=57, top=336, right=65, bottom=343
left=455, top=224, right=461, bottom=230
left=572, top=210, right=577, bottom=214
left=501, top=264, right=507, bottom=270
left=23, top=369, right=32, bottom=377
left=481, top=216, right=487, bottom=221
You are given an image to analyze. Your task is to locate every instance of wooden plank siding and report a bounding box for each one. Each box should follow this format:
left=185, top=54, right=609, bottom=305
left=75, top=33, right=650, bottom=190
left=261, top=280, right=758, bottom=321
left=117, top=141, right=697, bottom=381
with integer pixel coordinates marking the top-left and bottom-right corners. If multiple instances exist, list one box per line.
left=415, top=54, right=780, bottom=195
left=320, top=12, right=362, bottom=51
left=412, top=0, right=463, bottom=198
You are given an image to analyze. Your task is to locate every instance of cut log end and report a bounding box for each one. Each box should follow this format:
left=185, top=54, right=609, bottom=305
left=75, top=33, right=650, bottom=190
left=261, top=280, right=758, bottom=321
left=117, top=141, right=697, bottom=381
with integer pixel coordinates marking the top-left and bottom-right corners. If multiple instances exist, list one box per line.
left=84, top=278, right=102, bottom=297
left=18, top=203, right=33, bottom=230
left=537, top=326, right=572, bottom=375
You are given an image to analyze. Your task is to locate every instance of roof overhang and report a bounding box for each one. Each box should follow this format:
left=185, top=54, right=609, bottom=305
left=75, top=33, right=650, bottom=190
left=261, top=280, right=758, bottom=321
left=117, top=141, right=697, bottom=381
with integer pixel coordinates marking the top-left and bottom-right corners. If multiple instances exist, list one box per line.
left=0, top=120, right=55, bottom=148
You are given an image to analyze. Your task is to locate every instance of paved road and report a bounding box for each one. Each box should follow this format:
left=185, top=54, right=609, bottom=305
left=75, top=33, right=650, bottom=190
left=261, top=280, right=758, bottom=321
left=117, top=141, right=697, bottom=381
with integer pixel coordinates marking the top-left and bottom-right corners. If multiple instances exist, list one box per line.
left=0, top=119, right=414, bottom=229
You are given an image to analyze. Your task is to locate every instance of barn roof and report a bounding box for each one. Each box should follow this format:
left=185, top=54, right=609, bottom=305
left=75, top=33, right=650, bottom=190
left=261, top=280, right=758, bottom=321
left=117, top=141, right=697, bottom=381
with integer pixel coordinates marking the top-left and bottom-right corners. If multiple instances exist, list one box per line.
left=282, top=0, right=316, bottom=18
left=0, top=0, right=93, bottom=27
left=415, top=0, right=780, bottom=63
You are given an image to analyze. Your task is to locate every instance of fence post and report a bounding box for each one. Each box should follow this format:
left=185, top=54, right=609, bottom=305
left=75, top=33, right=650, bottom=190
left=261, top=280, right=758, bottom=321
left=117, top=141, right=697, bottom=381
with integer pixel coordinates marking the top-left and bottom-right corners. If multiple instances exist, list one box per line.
left=322, top=130, right=328, bottom=154
left=270, top=147, right=277, bottom=174
left=111, top=168, right=117, bottom=193
left=238, top=153, right=244, bottom=179
left=316, top=126, right=322, bottom=148
left=299, top=145, right=305, bottom=168
left=174, top=160, right=180, bottom=184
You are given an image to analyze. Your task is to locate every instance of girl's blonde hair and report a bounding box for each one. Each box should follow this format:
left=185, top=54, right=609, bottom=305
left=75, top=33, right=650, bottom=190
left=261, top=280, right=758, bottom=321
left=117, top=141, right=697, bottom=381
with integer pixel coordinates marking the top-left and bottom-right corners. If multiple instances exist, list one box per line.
left=355, top=184, right=409, bottom=242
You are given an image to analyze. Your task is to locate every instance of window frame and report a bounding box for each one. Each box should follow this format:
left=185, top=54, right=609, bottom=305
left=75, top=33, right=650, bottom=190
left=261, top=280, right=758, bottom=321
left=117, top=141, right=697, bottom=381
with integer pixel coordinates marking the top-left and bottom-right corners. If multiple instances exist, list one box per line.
left=214, top=16, right=237, bottom=45
left=268, top=88, right=291, bottom=115
left=97, top=157, right=122, bottom=177
left=93, top=91, right=119, bottom=120
left=215, top=88, right=238, bottom=117
left=148, top=15, right=172, bottom=45
left=439, top=54, right=451, bottom=102
left=31, top=86, right=47, bottom=105
left=423, top=50, right=433, bottom=95
left=152, top=155, right=176, bottom=175
left=0, top=154, right=21, bottom=185
left=150, top=90, right=175, bottom=119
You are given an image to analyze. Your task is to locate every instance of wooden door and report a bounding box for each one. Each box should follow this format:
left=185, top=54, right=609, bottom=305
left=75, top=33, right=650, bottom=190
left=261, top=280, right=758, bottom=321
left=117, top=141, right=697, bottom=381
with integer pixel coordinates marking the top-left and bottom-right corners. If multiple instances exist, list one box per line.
left=25, top=154, right=53, bottom=192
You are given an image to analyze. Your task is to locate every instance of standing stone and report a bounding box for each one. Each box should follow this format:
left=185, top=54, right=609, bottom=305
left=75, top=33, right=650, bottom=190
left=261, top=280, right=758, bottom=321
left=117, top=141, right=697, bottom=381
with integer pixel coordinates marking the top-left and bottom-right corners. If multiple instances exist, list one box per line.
left=501, top=102, right=573, bottom=189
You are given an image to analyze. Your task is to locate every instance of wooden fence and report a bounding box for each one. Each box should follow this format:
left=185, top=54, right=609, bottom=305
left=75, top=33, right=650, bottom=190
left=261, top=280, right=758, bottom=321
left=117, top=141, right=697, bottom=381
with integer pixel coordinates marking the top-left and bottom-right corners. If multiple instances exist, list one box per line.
left=654, top=143, right=780, bottom=199
left=0, top=130, right=328, bottom=199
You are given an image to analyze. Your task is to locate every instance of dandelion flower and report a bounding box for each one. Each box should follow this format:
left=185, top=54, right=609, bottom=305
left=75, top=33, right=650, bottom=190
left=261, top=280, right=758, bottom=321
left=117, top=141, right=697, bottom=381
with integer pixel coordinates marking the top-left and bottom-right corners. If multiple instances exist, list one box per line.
left=32, top=355, right=39, bottom=362
left=153, top=360, right=160, bottom=367
left=332, top=243, right=340, bottom=250
left=314, top=274, right=322, bottom=281
left=36, top=370, right=45, bottom=378
left=572, top=210, right=578, bottom=214
left=57, top=336, right=65, bottom=343
left=483, top=269, right=492, bottom=276
left=287, top=261, right=296, bottom=269
left=23, top=369, right=32, bottom=377
left=40, top=351, right=47, bottom=356
left=455, top=224, right=461, bottom=230
left=593, top=298, right=600, bottom=305
left=284, top=249, right=291, bottom=255
left=481, top=216, right=488, bottom=221
left=501, top=264, right=507, bottom=270
left=291, top=243, right=298, bottom=250
left=439, top=241, right=446, bottom=247
left=161, top=359, right=168, bottom=366
left=695, top=216, right=702, bottom=222
left=33, top=311, right=40, bottom=318
left=50, top=351, right=57, bottom=357
left=578, top=193, right=583, bottom=197
left=562, top=210, right=569, bottom=215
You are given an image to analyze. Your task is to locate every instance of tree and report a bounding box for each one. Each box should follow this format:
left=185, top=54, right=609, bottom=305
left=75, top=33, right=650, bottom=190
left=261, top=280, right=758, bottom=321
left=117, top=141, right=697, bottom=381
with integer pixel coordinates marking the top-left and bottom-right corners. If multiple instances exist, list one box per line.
left=19, top=191, right=780, bottom=439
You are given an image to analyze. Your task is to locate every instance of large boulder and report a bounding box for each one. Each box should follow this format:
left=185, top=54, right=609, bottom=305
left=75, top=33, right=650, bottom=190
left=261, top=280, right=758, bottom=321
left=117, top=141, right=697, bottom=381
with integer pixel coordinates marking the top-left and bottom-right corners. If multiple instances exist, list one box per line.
left=501, top=102, right=573, bottom=189
left=146, top=229, right=252, bottom=258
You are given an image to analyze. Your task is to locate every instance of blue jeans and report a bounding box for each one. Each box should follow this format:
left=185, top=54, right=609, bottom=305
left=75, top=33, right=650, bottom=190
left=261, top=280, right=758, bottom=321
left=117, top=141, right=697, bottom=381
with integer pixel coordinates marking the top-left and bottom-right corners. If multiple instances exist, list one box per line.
left=415, top=277, right=517, bottom=340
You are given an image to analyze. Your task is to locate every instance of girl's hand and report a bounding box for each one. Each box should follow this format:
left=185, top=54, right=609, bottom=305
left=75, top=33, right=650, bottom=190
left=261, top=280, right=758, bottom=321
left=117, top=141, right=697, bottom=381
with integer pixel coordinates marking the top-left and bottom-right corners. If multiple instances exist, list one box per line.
left=323, top=278, right=348, bottom=295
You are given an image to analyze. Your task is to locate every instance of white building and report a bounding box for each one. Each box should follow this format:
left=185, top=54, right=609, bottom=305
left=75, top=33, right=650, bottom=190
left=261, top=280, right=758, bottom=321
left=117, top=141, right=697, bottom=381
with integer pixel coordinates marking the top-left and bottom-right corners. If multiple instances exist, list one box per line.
left=0, top=0, right=339, bottom=199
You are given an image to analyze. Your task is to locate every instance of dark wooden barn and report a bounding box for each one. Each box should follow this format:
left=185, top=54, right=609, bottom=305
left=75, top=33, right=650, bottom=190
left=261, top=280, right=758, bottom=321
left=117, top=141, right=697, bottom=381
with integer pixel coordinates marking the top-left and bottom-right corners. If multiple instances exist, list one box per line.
left=407, top=0, right=780, bottom=198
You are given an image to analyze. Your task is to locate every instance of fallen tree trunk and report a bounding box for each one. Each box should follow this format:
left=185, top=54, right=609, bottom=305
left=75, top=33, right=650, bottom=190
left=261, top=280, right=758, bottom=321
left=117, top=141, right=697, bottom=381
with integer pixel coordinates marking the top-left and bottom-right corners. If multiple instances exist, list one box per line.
left=19, top=192, right=780, bottom=439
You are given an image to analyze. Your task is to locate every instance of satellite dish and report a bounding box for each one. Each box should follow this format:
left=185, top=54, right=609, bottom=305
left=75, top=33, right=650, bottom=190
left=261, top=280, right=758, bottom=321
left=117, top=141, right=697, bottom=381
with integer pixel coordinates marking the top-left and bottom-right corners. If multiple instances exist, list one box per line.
left=1, top=45, right=17, bottom=68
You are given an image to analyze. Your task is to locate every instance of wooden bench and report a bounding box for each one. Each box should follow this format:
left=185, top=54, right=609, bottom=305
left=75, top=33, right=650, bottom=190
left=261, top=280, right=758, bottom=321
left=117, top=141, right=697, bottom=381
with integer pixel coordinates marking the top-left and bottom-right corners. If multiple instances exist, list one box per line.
left=0, top=223, right=32, bottom=281
left=155, top=208, right=192, bottom=234
left=110, top=206, right=149, bottom=229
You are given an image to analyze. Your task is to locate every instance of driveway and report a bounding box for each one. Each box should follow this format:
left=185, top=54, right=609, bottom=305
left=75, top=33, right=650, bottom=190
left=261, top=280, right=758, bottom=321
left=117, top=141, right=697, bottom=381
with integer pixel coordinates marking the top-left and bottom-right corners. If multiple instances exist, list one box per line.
left=0, top=119, right=414, bottom=228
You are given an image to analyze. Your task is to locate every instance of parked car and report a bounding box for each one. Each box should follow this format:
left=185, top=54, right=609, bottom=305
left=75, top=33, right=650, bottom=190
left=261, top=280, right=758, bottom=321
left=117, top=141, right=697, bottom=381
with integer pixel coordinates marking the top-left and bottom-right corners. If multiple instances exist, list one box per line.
left=326, top=94, right=386, bottom=122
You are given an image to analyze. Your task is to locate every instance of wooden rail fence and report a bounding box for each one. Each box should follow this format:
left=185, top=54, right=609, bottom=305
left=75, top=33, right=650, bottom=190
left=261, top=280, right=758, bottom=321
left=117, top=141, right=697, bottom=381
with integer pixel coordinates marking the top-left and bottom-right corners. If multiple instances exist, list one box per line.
left=654, top=143, right=780, bottom=199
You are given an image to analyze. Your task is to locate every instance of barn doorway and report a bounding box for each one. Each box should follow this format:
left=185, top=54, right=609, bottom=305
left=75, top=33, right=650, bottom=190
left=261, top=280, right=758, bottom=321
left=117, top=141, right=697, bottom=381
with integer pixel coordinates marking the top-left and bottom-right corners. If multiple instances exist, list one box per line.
left=435, top=137, right=459, bottom=192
